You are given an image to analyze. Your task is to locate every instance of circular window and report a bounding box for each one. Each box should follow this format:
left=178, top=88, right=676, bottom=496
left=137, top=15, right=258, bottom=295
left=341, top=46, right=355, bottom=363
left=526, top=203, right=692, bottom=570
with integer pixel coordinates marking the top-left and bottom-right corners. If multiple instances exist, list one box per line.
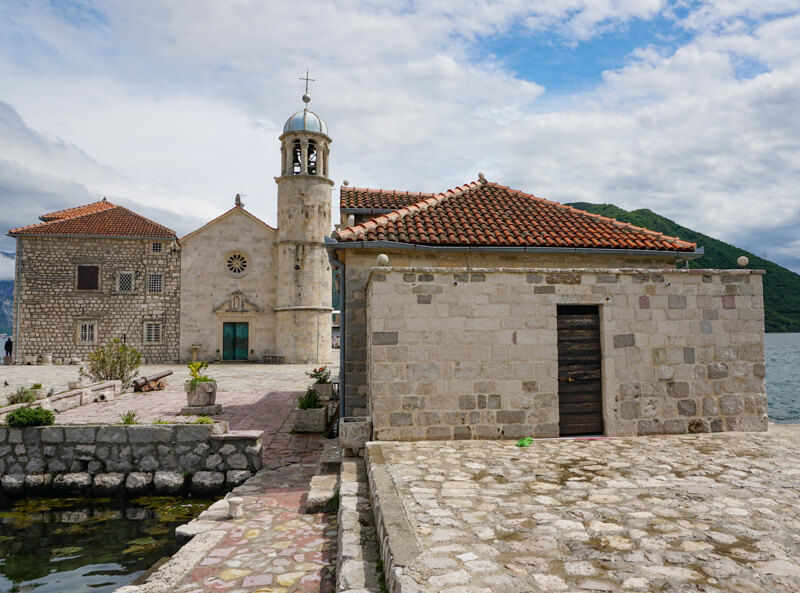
left=226, top=253, right=248, bottom=276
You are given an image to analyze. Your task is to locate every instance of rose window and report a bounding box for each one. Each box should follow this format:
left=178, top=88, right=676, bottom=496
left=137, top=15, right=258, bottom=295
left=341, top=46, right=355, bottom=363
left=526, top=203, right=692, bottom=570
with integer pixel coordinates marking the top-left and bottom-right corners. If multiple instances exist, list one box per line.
left=227, top=253, right=248, bottom=275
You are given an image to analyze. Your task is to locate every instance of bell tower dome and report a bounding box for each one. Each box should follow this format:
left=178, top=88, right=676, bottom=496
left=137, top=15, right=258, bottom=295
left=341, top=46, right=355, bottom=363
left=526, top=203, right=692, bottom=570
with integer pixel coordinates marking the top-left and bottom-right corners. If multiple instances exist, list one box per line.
left=274, top=88, right=333, bottom=363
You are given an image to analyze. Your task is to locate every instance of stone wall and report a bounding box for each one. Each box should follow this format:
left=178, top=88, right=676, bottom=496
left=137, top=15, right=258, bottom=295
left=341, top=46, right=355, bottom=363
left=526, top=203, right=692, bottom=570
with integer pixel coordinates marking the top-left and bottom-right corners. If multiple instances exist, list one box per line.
left=366, top=266, right=766, bottom=440
left=337, top=249, right=682, bottom=417
left=180, top=208, right=277, bottom=362
left=15, top=236, right=180, bottom=363
left=0, top=423, right=262, bottom=496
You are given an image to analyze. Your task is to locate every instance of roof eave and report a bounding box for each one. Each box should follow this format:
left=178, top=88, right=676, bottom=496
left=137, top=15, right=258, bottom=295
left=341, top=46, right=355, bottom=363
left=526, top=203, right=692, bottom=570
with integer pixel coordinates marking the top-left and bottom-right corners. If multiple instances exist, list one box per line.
left=325, top=237, right=703, bottom=259
left=8, top=232, right=176, bottom=240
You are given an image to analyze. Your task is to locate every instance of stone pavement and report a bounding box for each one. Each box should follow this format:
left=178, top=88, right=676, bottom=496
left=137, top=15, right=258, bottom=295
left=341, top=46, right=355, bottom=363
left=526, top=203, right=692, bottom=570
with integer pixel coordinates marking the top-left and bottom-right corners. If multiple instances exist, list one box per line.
left=367, top=424, right=800, bottom=593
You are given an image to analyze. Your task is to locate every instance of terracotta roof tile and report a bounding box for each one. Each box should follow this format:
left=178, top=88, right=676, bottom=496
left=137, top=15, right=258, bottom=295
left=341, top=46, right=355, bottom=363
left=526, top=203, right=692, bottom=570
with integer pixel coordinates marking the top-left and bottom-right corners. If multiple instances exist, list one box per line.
left=39, top=199, right=117, bottom=221
left=340, top=187, right=435, bottom=210
left=333, top=180, right=696, bottom=252
left=10, top=202, right=175, bottom=239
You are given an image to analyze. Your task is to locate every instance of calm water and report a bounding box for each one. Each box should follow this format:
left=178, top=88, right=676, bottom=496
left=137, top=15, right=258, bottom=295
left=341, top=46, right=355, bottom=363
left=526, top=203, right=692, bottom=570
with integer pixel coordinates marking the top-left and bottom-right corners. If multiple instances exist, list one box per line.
left=767, top=332, right=800, bottom=423
left=0, top=496, right=211, bottom=593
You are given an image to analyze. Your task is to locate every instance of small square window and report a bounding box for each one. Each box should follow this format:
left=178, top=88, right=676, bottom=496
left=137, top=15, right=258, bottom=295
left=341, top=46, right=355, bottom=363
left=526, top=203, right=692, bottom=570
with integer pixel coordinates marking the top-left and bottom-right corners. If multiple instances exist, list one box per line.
left=117, top=272, right=133, bottom=293
left=79, top=322, right=96, bottom=343
left=77, top=265, right=99, bottom=290
left=145, top=322, right=161, bottom=343
left=147, top=273, right=163, bottom=293
left=152, top=242, right=163, bottom=253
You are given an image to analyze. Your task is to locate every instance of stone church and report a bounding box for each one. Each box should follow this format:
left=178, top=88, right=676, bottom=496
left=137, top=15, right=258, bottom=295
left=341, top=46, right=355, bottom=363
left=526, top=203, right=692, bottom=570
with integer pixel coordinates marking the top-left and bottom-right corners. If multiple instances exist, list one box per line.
left=8, top=96, right=333, bottom=365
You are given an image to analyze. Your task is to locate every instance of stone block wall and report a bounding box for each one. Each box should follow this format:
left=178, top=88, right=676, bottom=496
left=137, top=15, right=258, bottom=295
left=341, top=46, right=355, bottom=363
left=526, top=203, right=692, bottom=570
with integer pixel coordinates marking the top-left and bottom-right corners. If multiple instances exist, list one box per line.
left=14, top=236, right=180, bottom=363
left=179, top=208, right=278, bottom=362
left=0, top=423, right=262, bottom=496
left=337, top=249, right=679, bottom=417
left=366, top=266, right=766, bottom=440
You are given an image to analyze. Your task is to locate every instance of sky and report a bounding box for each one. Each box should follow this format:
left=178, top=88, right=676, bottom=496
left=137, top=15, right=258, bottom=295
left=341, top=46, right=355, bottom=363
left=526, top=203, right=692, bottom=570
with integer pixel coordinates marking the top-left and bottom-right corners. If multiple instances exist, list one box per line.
left=1, top=0, right=800, bottom=278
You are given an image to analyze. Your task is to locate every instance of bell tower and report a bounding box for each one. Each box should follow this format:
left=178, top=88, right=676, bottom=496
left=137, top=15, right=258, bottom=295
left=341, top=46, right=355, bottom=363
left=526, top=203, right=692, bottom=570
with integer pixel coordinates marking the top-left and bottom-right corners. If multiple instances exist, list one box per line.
left=275, top=87, right=333, bottom=363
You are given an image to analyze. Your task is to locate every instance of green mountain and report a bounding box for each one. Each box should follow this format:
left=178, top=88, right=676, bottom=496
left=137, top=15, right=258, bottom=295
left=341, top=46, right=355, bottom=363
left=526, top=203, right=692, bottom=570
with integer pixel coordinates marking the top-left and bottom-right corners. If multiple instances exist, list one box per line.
left=567, top=202, right=800, bottom=333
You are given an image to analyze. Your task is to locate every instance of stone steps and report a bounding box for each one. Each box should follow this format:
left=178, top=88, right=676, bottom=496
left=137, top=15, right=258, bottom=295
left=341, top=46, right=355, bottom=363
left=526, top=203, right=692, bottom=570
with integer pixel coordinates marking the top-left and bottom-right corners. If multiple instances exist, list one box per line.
left=305, top=438, right=342, bottom=513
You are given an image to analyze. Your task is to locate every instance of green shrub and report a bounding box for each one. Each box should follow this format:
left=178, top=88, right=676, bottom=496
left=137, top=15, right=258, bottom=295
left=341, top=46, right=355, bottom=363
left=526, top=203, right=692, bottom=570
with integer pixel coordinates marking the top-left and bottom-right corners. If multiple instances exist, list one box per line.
left=298, top=388, right=324, bottom=410
left=186, top=361, right=214, bottom=393
left=7, top=406, right=55, bottom=427
left=82, top=339, right=142, bottom=389
left=7, top=387, right=35, bottom=405
left=194, top=416, right=213, bottom=424
left=119, top=411, right=139, bottom=424
left=31, top=383, right=43, bottom=390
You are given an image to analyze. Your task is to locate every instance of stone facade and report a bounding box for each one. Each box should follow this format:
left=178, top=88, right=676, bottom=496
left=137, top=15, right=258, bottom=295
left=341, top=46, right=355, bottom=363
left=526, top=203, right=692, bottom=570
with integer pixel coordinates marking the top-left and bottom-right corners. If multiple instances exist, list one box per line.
left=0, top=423, right=262, bottom=496
left=336, top=249, right=679, bottom=417
left=179, top=207, right=278, bottom=362
left=14, top=236, right=180, bottom=363
left=365, top=266, right=766, bottom=440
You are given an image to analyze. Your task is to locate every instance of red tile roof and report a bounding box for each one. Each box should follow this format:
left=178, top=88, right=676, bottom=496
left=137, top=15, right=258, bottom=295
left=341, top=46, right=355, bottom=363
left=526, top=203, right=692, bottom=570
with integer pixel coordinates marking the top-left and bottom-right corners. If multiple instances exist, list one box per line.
left=39, top=199, right=117, bottom=221
left=341, top=187, right=435, bottom=210
left=334, top=180, right=696, bottom=252
left=10, top=201, right=175, bottom=239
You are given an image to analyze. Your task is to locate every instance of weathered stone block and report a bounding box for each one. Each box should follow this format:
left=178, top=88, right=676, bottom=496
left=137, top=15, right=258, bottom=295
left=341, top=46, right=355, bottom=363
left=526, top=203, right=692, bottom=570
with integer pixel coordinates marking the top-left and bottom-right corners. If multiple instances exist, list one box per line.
left=688, top=419, right=710, bottom=433
left=522, top=381, right=538, bottom=393
left=153, top=471, right=185, bottom=494
left=702, top=397, right=719, bottom=416
left=662, top=419, right=686, bottom=434
left=453, top=426, right=472, bottom=440
left=94, top=473, right=125, bottom=496
left=667, top=382, right=690, bottom=398
left=620, top=400, right=639, bottom=420
left=668, top=295, right=687, bottom=309
left=526, top=274, right=543, bottom=284
left=707, top=363, right=729, bottom=379
left=54, top=472, right=92, bottom=492
left=125, top=472, right=153, bottom=493
left=677, top=399, right=697, bottom=416
left=614, top=334, right=635, bottom=348
left=426, top=426, right=451, bottom=440
left=459, top=395, right=476, bottom=410
left=534, top=286, right=555, bottom=294
left=190, top=471, right=225, bottom=495
left=637, top=419, right=663, bottom=435
left=40, top=427, right=64, bottom=443
left=720, top=395, right=744, bottom=415
left=683, top=348, right=695, bottom=364
left=417, top=295, right=432, bottom=304
left=546, top=273, right=580, bottom=285
left=97, top=426, right=127, bottom=443
left=129, top=426, right=174, bottom=443
left=372, top=331, right=399, bottom=346
left=389, top=413, right=413, bottom=427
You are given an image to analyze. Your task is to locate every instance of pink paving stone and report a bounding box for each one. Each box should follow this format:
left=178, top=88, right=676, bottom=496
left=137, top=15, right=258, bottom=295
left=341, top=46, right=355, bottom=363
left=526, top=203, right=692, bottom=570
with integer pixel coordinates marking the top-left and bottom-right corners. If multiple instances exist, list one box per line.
left=191, top=567, right=219, bottom=580
left=209, top=546, right=236, bottom=557
left=273, top=558, right=291, bottom=567
left=293, top=553, right=306, bottom=562
left=242, top=574, right=274, bottom=587
left=200, top=557, right=222, bottom=566
left=204, top=578, right=236, bottom=591
left=300, top=572, right=322, bottom=589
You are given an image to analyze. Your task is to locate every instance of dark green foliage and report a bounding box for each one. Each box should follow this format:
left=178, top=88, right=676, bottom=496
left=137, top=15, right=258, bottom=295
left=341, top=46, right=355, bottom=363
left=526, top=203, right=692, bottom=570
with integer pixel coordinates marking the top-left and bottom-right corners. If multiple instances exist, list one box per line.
left=298, top=388, right=324, bottom=410
left=6, top=406, right=55, bottom=427
left=567, top=202, right=800, bottom=333
left=83, top=339, right=142, bottom=389
left=7, top=387, right=34, bottom=405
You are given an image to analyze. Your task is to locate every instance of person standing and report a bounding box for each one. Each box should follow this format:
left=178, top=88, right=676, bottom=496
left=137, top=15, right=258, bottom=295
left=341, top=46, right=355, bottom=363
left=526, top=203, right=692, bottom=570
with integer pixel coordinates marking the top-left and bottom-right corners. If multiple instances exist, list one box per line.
left=4, top=338, right=11, bottom=358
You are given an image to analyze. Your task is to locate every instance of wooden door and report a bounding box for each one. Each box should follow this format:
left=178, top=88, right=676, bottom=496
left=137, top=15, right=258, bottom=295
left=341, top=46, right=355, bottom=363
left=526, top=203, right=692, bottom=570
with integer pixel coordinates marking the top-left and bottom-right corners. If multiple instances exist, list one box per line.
left=223, top=322, right=249, bottom=360
left=557, top=305, right=603, bottom=435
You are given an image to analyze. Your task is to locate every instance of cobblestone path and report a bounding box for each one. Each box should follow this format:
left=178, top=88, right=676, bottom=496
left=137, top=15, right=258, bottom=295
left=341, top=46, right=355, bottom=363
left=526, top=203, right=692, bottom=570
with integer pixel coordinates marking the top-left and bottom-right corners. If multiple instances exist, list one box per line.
left=372, top=425, right=800, bottom=593
left=175, top=462, right=337, bottom=593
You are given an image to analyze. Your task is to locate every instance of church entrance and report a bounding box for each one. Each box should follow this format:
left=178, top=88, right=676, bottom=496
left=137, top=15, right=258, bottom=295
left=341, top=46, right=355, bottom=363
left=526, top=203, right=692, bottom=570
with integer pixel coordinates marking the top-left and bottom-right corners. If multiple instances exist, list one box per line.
left=223, top=322, right=249, bottom=361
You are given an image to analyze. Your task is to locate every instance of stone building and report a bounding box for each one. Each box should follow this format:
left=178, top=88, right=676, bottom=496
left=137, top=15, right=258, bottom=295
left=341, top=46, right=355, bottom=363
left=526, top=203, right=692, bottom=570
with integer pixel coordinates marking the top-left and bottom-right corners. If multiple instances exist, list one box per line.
left=8, top=200, right=181, bottom=363
left=328, top=178, right=767, bottom=438
left=8, top=96, right=334, bottom=365
left=179, top=197, right=277, bottom=362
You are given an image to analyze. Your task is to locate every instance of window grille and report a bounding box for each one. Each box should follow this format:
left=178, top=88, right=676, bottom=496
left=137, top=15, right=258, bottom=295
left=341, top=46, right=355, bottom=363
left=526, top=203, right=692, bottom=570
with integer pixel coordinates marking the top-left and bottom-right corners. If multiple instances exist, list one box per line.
left=117, top=272, right=133, bottom=292
left=80, top=323, right=95, bottom=343
left=147, top=273, right=163, bottom=293
left=145, top=322, right=161, bottom=343
left=226, top=253, right=247, bottom=275
left=77, top=265, right=99, bottom=290
left=152, top=242, right=163, bottom=253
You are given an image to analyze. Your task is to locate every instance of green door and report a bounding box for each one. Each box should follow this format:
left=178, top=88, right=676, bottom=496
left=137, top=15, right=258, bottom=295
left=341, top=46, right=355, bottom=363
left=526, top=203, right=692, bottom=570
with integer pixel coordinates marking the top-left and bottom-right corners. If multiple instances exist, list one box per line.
left=223, top=322, right=249, bottom=360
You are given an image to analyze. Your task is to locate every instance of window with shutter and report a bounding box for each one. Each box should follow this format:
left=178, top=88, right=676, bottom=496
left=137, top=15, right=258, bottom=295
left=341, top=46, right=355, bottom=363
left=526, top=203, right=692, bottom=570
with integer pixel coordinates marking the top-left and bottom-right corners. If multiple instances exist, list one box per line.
left=77, top=265, right=99, bottom=290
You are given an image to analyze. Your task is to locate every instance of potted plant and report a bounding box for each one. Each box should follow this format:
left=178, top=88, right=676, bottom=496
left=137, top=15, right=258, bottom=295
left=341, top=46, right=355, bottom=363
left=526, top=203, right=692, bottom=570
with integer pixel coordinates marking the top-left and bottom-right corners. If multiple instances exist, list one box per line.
left=30, top=383, right=46, bottom=400
left=68, top=369, right=86, bottom=390
left=184, top=361, right=217, bottom=406
left=306, top=366, right=333, bottom=399
left=215, top=349, right=221, bottom=362
left=293, top=388, right=327, bottom=433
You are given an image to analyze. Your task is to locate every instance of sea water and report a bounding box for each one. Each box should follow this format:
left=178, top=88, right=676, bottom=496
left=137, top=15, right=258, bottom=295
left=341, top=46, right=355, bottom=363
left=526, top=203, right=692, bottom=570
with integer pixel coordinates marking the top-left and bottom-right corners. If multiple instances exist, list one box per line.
left=767, top=332, right=800, bottom=423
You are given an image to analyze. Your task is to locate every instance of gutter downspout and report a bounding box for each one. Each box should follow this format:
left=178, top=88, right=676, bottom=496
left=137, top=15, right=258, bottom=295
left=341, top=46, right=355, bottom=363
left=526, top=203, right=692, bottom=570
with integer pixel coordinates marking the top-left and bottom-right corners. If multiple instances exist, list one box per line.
left=13, top=238, right=21, bottom=364
left=327, top=242, right=346, bottom=416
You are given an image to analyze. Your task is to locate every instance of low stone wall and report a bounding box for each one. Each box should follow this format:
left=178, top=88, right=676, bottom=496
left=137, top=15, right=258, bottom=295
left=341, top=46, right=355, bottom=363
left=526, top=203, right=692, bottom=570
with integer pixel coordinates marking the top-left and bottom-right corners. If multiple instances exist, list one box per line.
left=0, top=423, right=262, bottom=497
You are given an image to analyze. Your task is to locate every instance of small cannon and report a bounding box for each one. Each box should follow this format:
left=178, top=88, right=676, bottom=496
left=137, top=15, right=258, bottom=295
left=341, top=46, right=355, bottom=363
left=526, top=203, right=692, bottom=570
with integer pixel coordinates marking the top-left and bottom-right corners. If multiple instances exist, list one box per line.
left=133, top=370, right=173, bottom=392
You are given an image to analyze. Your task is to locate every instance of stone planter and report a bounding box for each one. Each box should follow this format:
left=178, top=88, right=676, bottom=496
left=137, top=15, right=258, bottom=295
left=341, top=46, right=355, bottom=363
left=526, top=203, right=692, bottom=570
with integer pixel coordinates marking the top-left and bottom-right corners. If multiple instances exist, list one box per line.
left=67, top=380, right=85, bottom=390
left=312, top=382, right=334, bottom=400
left=294, top=406, right=328, bottom=433
left=31, top=388, right=46, bottom=400
left=182, top=381, right=221, bottom=415
left=339, top=416, right=373, bottom=457
left=185, top=381, right=217, bottom=406
left=23, top=355, right=37, bottom=365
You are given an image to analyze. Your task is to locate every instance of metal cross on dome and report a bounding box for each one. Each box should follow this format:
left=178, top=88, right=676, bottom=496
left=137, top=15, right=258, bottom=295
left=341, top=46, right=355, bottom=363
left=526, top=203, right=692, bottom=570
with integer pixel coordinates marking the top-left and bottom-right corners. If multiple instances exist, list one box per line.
left=300, top=70, right=315, bottom=95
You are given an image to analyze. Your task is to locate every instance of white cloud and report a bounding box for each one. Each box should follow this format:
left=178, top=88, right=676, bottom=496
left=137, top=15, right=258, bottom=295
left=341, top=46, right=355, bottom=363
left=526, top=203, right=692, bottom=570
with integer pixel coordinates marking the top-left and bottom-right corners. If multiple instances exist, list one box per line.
left=0, top=252, right=14, bottom=281
left=0, top=0, right=798, bottom=273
